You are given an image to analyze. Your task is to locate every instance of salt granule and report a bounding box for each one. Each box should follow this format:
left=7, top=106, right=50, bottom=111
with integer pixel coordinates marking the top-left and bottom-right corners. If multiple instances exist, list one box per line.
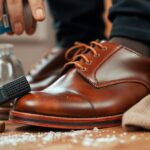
left=130, top=135, right=137, bottom=140
left=82, top=136, right=117, bottom=147
left=1, top=127, right=149, bottom=148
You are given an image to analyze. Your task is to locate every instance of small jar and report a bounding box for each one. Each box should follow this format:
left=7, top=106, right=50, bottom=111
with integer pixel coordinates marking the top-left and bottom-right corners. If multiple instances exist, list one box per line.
left=0, top=44, right=25, bottom=86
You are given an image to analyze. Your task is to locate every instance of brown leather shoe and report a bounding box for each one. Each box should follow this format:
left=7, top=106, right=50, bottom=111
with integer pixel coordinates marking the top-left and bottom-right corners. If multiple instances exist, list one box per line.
left=27, top=47, right=67, bottom=91
left=10, top=41, right=150, bottom=129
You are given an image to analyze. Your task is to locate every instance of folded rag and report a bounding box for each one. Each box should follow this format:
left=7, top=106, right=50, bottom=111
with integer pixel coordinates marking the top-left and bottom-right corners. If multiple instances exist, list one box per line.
left=123, top=95, right=150, bottom=131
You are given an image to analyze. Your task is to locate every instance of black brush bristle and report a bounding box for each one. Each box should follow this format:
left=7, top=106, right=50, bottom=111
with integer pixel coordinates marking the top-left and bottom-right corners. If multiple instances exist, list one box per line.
left=0, top=76, right=31, bottom=104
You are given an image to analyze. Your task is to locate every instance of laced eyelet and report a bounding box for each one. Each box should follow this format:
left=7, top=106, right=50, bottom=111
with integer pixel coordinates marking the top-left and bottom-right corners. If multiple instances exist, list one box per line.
left=102, top=46, right=108, bottom=51
left=93, top=53, right=100, bottom=58
left=86, top=60, right=92, bottom=65
left=82, top=67, right=87, bottom=72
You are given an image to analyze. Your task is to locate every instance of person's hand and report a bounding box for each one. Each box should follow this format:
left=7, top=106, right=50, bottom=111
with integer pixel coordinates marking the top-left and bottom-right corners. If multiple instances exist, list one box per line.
left=0, top=0, right=45, bottom=35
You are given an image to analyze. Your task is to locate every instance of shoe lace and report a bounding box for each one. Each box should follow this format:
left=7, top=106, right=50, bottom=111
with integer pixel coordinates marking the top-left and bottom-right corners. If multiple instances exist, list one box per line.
left=64, top=40, right=107, bottom=71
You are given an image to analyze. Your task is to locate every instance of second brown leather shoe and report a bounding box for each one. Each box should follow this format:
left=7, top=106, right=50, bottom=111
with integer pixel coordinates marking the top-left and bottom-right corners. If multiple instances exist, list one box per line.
left=27, top=47, right=67, bottom=91
left=10, top=41, right=150, bottom=129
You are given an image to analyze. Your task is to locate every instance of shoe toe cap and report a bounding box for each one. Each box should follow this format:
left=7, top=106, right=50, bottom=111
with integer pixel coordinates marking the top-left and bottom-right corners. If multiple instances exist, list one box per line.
left=13, top=91, right=94, bottom=117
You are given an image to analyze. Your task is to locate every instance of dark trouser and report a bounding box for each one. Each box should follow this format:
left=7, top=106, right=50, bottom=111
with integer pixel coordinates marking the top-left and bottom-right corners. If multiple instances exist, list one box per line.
left=48, top=0, right=150, bottom=47
left=109, top=0, right=150, bottom=43
left=47, top=0, right=105, bottom=48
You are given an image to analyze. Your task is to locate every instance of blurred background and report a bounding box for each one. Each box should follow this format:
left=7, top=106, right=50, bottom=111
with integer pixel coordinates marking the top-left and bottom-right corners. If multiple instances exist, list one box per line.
left=0, top=0, right=112, bottom=73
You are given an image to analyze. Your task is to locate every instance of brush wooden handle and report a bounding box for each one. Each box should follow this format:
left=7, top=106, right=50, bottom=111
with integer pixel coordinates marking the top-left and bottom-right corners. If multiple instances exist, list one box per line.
left=0, top=121, right=5, bottom=132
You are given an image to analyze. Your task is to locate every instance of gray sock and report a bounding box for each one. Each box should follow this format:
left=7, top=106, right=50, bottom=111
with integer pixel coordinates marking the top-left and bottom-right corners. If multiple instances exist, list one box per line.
left=111, top=37, right=150, bottom=57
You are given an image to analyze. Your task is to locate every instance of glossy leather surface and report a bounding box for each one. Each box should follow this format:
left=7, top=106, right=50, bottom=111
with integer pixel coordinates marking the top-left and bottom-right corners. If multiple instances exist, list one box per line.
left=14, top=41, right=150, bottom=118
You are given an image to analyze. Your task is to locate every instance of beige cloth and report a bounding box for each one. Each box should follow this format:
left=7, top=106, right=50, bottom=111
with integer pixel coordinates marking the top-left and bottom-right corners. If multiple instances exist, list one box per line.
left=122, top=95, right=150, bottom=131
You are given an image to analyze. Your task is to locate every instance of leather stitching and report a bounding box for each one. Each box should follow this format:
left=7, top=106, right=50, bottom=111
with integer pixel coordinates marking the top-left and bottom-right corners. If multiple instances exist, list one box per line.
left=78, top=45, right=122, bottom=84
left=78, top=71, right=150, bottom=91
left=94, top=45, right=122, bottom=82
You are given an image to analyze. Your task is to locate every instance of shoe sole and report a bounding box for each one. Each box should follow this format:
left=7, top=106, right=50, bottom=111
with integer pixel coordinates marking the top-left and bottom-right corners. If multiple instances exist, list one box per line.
left=0, top=107, right=11, bottom=120
left=10, top=110, right=122, bottom=129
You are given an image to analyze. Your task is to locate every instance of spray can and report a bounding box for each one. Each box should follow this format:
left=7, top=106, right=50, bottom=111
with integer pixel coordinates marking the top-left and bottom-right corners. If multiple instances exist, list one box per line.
left=0, top=2, right=12, bottom=34
left=0, top=1, right=36, bottom=35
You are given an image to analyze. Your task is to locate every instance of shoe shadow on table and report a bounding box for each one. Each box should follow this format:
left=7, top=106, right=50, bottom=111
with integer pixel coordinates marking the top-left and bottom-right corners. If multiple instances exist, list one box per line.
left=16, top=125, right=73, bottom=133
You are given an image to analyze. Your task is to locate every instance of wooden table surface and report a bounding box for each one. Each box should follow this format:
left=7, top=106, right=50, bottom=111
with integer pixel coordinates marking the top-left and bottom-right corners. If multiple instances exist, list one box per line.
left=0, top=121, right=150, bottom=150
